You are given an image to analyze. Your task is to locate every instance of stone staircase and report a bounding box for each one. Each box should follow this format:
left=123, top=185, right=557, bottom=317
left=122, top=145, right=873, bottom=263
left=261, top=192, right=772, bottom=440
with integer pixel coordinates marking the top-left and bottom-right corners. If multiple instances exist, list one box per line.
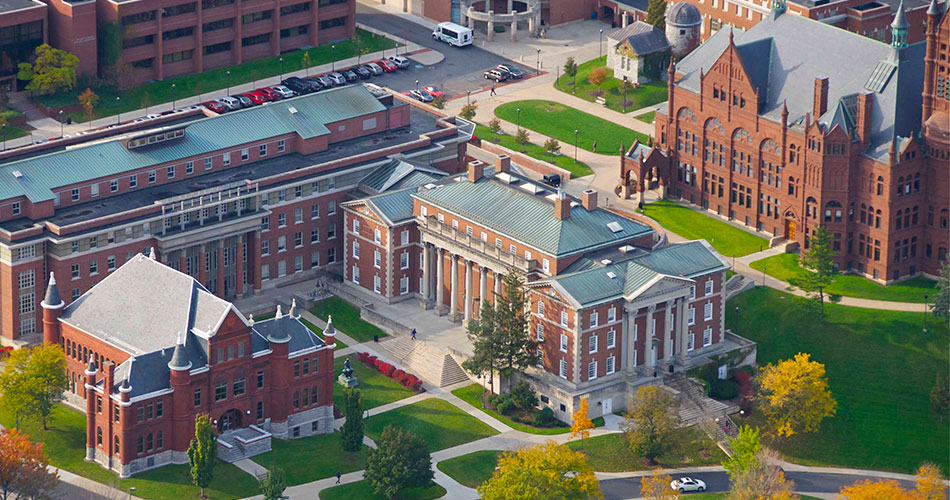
left=374, top=336, right=471, bottom=387
left=216, top=426, right=272, bottom=463
left=664, top=374, right=736, bottom=427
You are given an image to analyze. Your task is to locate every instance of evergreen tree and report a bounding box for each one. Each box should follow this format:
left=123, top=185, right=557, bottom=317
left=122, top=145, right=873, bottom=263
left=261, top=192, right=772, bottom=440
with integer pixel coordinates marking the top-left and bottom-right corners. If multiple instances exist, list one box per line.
left=365, top=426, right=433, bottom=499
left=340, top=387, right=364, bottom=452
left=798, top=226, right=838, bottom=317
left=187, top=414, right=217, bottom=498
left=646, top=0, right=667, bottom=30
left=932, top=255, right=950, bottom=320
left=463, top=300, right=500, bottom=394
left=494, top=272, right=537, bottom=386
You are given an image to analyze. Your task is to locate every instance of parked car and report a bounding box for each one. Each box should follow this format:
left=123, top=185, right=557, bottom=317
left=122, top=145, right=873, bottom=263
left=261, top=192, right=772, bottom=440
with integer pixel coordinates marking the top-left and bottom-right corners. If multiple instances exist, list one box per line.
left=483, top=69, right=508, bottom=82
left=215, top=97, right=242, bottom=111
left=376, top=59, right=398, bottom=72
left=670, top=477, right=706, bottom=493
left=408, top=89, right=433, bottom=102
left=202, top=101, right=228, bottom=113
left=243, top=92, right=268, bottom=105
left=256, top=87, right=282, bottom=101
left=271, top=85, right=297, bottom=99
left=234, top=95, right=255, bottom=107
left=422, top=85, right=443, bottom=97
left=313, top=75, right=335, bottom=88
left=282, top=77, right=318, bottom=94
left=303, top=77, right=326, bottom=91
left=327, top=72, right=347, bottom=85
left=496, top=64, right=524, bottom=79
left=354, top=66, right=372, bottom=79
left=387, top=55, right=411, bottom=69
left=342, top=69, right=359, bottom=82
left=542, top=173, right=561, bottom=187
left=363, top=62, right=384, bottom=76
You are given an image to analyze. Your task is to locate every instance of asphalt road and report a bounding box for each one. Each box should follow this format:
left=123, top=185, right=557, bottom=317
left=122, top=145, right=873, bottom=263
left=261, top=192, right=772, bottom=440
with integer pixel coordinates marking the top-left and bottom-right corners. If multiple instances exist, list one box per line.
left=600, top=471, right=919, bottom=500
left=355, top=3, right=534, bottom=98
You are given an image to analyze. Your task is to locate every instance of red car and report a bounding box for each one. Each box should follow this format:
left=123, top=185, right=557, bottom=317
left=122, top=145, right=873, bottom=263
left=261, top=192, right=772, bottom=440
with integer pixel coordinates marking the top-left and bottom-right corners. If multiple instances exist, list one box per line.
left=422, top=86, right=443, bottom=98
left=256, top=87, right=282, bottom=101
left=202, top=101, right=227, bottom=113
left=376, top=59, right=398, bottom=72
left=243, top=91, right=268, bottom=105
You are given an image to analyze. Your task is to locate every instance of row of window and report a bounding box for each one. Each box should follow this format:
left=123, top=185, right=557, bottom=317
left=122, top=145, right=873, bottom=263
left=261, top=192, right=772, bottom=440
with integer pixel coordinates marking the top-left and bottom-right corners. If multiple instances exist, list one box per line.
left=557, top=328, right=715, bottom=380
left=261, top=248, right=335, bottom=281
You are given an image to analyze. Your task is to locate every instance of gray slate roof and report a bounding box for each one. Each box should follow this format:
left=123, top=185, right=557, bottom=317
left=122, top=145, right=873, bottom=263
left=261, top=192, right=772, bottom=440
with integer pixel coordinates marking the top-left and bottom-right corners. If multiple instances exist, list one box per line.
left=413, top=177, right=653, bottom=256
left=60, top=253, right=235, bottom=356
left=609, top=21, right=671, bottom=56
left=252, top=315, right=326, bottom=354
left=667, top=2, right=702, bottom=26
left=673, top=12, right=924, bottom=161
left=1, top=85, right=387, bottom=203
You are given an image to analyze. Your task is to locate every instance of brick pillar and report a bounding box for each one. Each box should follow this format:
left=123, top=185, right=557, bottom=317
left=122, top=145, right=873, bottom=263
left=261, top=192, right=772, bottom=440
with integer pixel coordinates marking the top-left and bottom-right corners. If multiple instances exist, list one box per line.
left=84, top=362, right=97, bottom=461
left=169, top=367, right=192, bottom=452
left=236, top=236, right=245, bottom=297
left=198, top=247, right=208, bottom=287
left=216, top=243, right=225, bottom=298
left=252, top=232, right=262, bottom=294
left=268, top=337, right=290, bottom=436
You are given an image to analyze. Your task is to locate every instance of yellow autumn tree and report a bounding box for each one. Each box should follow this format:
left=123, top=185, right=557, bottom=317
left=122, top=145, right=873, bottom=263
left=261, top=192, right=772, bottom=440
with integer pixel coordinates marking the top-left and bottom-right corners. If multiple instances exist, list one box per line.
left=478, top=441, right=603, bottom=500
left=640, top=470, right=680, bottom=500
left=756, top=352, right=836, bottom=438
left=570, top=398, right=594, bottom=449
left=915, top=463, right=947, bottom=500
left=836, top=479, right=914, bottom=500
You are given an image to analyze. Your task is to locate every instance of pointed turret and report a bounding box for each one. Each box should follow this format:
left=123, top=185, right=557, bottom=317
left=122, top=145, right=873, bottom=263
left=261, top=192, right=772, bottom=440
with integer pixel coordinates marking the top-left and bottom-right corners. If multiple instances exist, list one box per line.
left=168, top=332, right=192, bottom=371
left=324, top=315, right=336, bottom=346
left=267, top=304, right=290, bottom=343
left=275, top=304, right=283, bottom=320
left=41, top=273, right=65, bottom=344
left=41, top=273, right=63, bottom=310
left=890, top=0, right=909, bottom=50
left=289, top=299, right=299, bottom=318
left=927, top=0, right=941, bottom=15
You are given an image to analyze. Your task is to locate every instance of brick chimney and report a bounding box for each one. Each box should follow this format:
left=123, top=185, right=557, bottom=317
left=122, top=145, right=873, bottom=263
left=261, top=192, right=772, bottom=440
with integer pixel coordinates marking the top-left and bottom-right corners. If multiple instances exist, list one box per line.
left=104, top=361, right=115, bottom=394
left=555, top=189, right=571, bottom=220
left=813, top=77, right=829, bottom=119
left=468, top=161, right=484, bottom=183
left=582, top=189, right=598, bottom=211
left=495, top=154, right=510, bottom=174
left=856, top=92, right=873, bottom=144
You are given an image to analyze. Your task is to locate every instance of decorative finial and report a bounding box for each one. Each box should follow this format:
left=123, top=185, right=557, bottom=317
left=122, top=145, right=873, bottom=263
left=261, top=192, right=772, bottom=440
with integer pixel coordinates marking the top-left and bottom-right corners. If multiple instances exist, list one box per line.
left=148, top=247, right=157, bottom=260
left=275, top=304, right=283, bottom=319
left=289, top=298, right=297, bottom=317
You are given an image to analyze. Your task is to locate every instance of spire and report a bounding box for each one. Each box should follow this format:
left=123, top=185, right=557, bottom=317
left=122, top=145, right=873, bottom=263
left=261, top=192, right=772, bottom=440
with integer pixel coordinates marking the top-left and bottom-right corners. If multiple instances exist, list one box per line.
left=927, top=0, right=941, bottom=15
left=267, top=306, right=291, bottom=343
left=275, top=304, right=283, bottom=320
left=119, top=377, right=132, bottom=393
left=41, top=272, right=63, bottom=309
left=168, top=331, right=192, bottom=371
left=85, top=359, right=97, bottom=375
left=891, top=0, right=909, bottom=49
left=148, top=247, right=157, bottom=260
left=289, top=299, right=298, bottom=318
left=325, top=315, right=336, bottom=336
left=729, top=26, right=735, bottom=45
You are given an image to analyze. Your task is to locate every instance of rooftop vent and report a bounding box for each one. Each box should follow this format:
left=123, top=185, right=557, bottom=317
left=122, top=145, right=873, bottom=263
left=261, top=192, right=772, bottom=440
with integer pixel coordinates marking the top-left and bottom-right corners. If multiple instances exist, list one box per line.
left=12, top=170, right=23, bottom=179
left=607, top=221, right=623, bottom=233
left=423, top=183, right=438, bottom=190
left=495, top=172, right=516, bottom=184
left=606, top=271, right=617, bottom=280
left=601, top=259, right=613, bottom=265
left=288, top=106, right=299, bottom=115
left=618, top=245, right=636, bottom=253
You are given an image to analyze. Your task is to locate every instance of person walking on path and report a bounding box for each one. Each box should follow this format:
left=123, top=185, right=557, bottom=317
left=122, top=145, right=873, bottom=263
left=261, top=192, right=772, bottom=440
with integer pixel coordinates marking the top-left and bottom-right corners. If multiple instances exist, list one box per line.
left=411, top=328, right=417, bottom=340
left=336, top=472, right=342, bottom=484
left=592, top=140, right=597, bottom=153
left=490, top=84, right=496, bottom=96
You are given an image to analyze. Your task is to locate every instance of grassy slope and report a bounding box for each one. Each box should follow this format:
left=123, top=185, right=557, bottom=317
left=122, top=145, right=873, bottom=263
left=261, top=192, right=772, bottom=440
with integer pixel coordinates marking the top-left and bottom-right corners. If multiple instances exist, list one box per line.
left=727, top=287, right=949, bottom=473
left=494, top=100, right=650, bottom=156
left=473, top=124, right=593, bottom=178
left=634, top=111, right=656, bottom=123
left=435, top=450, right=501, bottom=489
left=564, top=431, right=725, bottom=472
left=640, top=200, right=768, bottom=257
left=252, top=431, right=371, bottom=486
left=363, top=398, right=498, bottom=452
left=554, top=56, right=668, bottom=114
left=331, top=356, right=415, bottom=410
left=319, top=479, right=445, bottom=500
left=310, top=296, right=386, bottom=343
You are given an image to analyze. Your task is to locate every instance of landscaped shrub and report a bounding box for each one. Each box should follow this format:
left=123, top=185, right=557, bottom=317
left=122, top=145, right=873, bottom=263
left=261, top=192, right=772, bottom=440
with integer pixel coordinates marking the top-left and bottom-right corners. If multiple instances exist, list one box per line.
left=532, top=406, right=556, bottom=427
left=710, top=379, right=739, bottom=400
left=357, top=352, right=370, bottom=363
left=365, top=355, right=377, bottom=366
left=495, top=398, right=515, bottom=415
left=393, top=369, right=405, bottom=380
left=588, top=89, right=604, bottom=98
left=509, top=381, right=538, bottom=411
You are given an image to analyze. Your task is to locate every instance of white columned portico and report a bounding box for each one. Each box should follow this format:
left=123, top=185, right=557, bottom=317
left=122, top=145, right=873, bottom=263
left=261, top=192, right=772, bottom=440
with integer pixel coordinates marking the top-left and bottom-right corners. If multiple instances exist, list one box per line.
left=665, top=300, right=675, bottom=360
left=450, top=254, right=459, bottom=321
left=676, top=297, right=688, bottom=363
left=421, top=244, right=431, bottom=305
left=464, top=260, right=473, bottom=322
left=436, top=248, right=445, bottom=312
left=479, top=265, right=488, bottom=314
left=646, top=304, right=657, bottom=373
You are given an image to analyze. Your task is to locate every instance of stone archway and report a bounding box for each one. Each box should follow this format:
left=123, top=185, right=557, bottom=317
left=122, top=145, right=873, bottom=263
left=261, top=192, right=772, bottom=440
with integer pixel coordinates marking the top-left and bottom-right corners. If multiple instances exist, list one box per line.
left=218, top=409, right=242, bottom=432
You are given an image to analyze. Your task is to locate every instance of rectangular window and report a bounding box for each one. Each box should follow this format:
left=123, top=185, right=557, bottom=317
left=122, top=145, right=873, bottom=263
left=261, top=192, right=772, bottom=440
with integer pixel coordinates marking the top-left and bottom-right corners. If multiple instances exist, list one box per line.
left=559, top=360, right=568, bottom=379
left=257, top=371, right=264, bottom=388
left=606, top=356, right=615, bottom=374
left=373, top=275, right=381, bottom=293
left=705, top=280, right=714, bottom=296
left=400, top=276, right=409, bottom=295
left=278, top=140, right=285, bottom=152
left=194, top=389, right=202, bottom=407
left=588, top=334, right=598, bottom=354
left=588, top=361, right=597, bottom=380
left=204, top=157, right=212, bottom=170
left=401, top=230, right=409, bottom=245
left=71, top=188, right=80, bottom=201
left=704, top=302, right=713, bottom=321
left=542, top=258, right=550, bottom=272
left=352, top=219, right=360, bottom=233
left=353, top=241, right=360, bottom=258
left=215, top=382, right=227, bottom=401
left=155, top=401, right=163, bottom=418
left=277, top=236, right=286, bottom=252
left=589, top=312, right=598, bottom=328
left=560, top=333, right=568, bottom=353
left=537, top=300, right=545, bottom=315
left=607, top=329, right=615, bottom=348
left=374, top=228, right=381, bottom=244
left=400, top=252, right=408, bottom=269
left=295, top=232, right=303, bottom=248
left=352, top=265, right=359, bottom=284
left=89, top=260, right=98, bottom=275
left=688, top=307, right=695, bottom=325
left=241, top=148, right=249, bottom=161
left=328, top=201, right=336, bottom=214
left=295, top=255, right=303, bottom=272
left=259, top=144, right=267, bottom=157
left=311, top=229, right=320, bottom=243
left=261, top=264, right=270, bottom=280
left=688, top=332, right=695, bottom=351
left=311, top=204, right=320, bottom=219
left=129, top=175, right=138, bottom=188
left=608, top=307, right=616, bottom=323
left=703, top=327, right=713, bottom=346
left=536, top=323, right=544, bottom=341
left=560, top=311, right=568, bottom=327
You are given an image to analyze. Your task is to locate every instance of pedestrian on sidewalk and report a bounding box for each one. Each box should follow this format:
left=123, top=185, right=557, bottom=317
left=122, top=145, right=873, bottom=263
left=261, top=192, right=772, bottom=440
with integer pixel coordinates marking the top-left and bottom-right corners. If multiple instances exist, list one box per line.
left=490, top=84, right=496, bottom=96
left=336, top=471, right=341, bottom=484
left=411, top=328, right=417, bottom=340
left=592, top=140, right=597, bottom=152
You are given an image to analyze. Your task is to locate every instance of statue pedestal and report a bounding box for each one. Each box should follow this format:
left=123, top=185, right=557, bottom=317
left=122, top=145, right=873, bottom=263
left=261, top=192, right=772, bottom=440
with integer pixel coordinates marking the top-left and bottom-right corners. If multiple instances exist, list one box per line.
left=337, top=374, right=359, bottom=388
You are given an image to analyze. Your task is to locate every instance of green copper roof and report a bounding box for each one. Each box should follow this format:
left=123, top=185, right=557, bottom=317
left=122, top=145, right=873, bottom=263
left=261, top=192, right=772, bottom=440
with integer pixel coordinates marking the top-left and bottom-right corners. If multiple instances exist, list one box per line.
left=366, top=188, right=417, bottom=224
left=413, top=178, right=652, bottom=256
left=632, top=240, right=729, bottom=278
left=0, top=85, right=387, bottom=203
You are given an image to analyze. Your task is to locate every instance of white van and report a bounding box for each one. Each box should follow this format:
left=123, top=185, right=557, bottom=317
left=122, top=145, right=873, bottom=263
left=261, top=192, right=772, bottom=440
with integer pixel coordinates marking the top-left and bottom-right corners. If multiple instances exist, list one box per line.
left=432, top=22, right=473, bottom=47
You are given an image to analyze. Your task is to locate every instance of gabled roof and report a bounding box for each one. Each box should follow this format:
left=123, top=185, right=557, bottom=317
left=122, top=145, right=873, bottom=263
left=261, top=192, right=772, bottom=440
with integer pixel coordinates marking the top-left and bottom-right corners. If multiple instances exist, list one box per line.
left=631, top=240, right=730, bottom=278
left=358, top=158, right=446, bottom=193
left=60, top=253, right=242, bottom=356
left=0, top=85, right=387, bottom=203
left=413, top=177, right=653, bottom=256
left=253, top=315, right=326, bottom=354
left=609, top=21, right=671, bottom=56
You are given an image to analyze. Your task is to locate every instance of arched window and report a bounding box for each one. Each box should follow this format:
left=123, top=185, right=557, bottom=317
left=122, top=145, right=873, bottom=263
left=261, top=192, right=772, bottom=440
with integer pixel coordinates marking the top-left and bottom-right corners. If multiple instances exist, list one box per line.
left=788, top=177, right=795, bottom=196
left=897, top=176, right=904, bottom=196
left=877, top=176, right=884, bottom=195
left=824, top=201, right=842, bottom=222
left=860, top=203, right=868, bottom=224
left=114, top=436, right=120, bottom=454
left=941, top=209, right=949, bottom=229
left=96, top=427, right=102, bottom=446
left=806, top=197, right=818, bottom=219
left=912, top=206, right=919, bottom=226
left=876, top=209, right=882, bottom=229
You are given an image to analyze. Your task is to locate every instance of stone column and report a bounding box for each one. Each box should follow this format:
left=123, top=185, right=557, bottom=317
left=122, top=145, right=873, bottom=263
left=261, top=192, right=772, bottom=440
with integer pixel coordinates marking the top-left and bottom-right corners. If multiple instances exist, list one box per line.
left=487, top=14, right=495, bottom=42
left=510, top=18, right=518, bottom=42
left=235, top=235, right=244, bottom=297
left=676, top=297, right=688, bottom=363
left=507, top=0, right=513, bottom=13
left=421, top=243, right=431, bottom=306
left=467, top=7, right=475, bottom=29
left=528, top=16, right=535, bottom=37
left=646, top=304, right=657, bottom=372
left=450, top=254, right=459, bottom=321
left=479, top=265, right=488, bottom=316
left=621, top=306, right=632, bottom=373
left=436, top=248, right=445, bottom=313
left=622, top=11, right=629, bottom=28
left=464, top=260, right=473, bottom=323
left=494, top=269, right=503, bottom=297
left=665, top=300, right=675, bottom=360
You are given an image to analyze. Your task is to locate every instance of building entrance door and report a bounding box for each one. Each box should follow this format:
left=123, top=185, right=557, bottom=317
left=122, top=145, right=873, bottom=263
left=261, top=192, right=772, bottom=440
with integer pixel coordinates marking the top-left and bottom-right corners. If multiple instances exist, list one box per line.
left=785, top=218, right=796, bottom=240
left=218, top=409, right=241, bottom=432
left=602, top=399, right=612, bottom=416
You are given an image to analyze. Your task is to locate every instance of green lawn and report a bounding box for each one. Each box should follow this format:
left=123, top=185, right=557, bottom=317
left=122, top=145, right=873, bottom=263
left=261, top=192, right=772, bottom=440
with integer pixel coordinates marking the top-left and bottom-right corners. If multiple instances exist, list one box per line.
left=727, top=287, right=950, bottom=473
left=495, top=100, right=650, bottom=156
left=640, top=200, right=768, bottom=257
left=634, top=111, right=656, bottom=123
left=749, top=253, right=937, bottom=303
left=436, top=450, right=501, bottom=488
left=332, top=356, right=415, bottom=410
left=554, top=56, right=668, bottom=114
left=0, top=124, right=28, bottom=142
left=38, top=29, right=398, bottom=123
left=474, top=124, right=593, bottom=178
left=253, top=431, right=371, bottom=486
left=0, top=405, right=258, bottom=500
left=310, top=296, right=386, bottom=343
left=364, top=398, right=498, bottom=452
left=451, top=384, right=605, bottom=435
left=319, top=479, right=446, bottom=500
left=564, top=430, right=725, bottom=472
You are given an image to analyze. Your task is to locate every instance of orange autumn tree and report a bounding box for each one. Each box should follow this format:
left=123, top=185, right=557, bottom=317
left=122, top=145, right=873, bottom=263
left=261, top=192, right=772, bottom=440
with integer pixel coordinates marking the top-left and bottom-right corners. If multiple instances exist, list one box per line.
left=570, top=398, right=594, bottom=449
left=0, top=429, right=58, bottom=500
left=836, top=464, right=946, bottom=500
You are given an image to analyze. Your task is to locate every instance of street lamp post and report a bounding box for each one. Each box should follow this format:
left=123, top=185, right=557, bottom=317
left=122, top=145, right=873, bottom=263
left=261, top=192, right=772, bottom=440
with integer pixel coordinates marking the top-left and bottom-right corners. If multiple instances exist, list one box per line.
left=573, top=129, right=579, bottom=163
left=923, top=294, right=929, bottom=332
left=735, top=306, right=740, bottom=333
left=172, top=83, right=176, bottom=109
left=116, top=96, right=121, bottom=125
left=279, top=57, right=284, bottom=81
left=516, top=108, right=521, bottom=131
left=331, top=45, right=336, bottom=72
left=2, top=123, right=6, bottom=151
left=599, top=29, right=604, bottom=60
left=226, top=70, right=231, bottom=95
left=536, top=48, right=541, bottom=75
left=129, top=486, right=136, bottom=500
left=467, top=90, right=471, bottom=106
left=415, top=79, right=419, bottom=92
left=622, top=76, right=628, bottom=113
left=58, top=110, right=63, bottom=137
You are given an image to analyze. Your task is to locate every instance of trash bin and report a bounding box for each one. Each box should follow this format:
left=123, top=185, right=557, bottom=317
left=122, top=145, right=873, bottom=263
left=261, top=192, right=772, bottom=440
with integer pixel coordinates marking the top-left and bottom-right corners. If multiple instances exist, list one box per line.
left=66, top=117, right=72, bottom=125
left=373, top=334, right=379, bottom=342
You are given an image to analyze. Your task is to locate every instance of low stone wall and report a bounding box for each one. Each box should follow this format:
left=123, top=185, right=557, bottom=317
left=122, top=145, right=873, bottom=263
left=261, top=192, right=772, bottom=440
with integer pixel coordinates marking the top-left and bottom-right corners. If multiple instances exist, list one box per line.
left=360, top=306, right=411, bottom=337
left=472, top=141, right=572, bottom=180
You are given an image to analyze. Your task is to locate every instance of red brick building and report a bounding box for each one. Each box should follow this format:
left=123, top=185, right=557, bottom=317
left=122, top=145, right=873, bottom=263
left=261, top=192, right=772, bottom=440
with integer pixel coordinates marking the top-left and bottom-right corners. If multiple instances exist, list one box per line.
left=344, top=159, right=744, bottom=422
left=0, top=85, right=470, bottom=344
left=42, top=252, right=336, bottom=477
left=629, top=1, right=949, bottom=283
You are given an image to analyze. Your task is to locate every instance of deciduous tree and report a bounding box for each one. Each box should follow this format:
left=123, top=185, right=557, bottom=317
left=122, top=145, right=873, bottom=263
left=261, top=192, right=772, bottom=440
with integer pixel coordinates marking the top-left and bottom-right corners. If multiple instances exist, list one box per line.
left=301, top=50, right=312, bottom=77
left=515, top=128, right=530, bottom=145
left=544, top=138, right=561, bottom=155
left=459, top=101, right=478, bottom=120
left=932, top=255, right=950, bottom=321
left=478, top=441, right=602, bottom=500
left=588, top=67, right=608, bottom=87
left=723, top=425, right=762, bottom=481
left=0, top=344, right=68, bottom=430
left=570, top=398, right=594, bottom=449
left=488, top=118, right=502, bottom=135
left=78, top=89, right=99, bottom=124
left=797, top=226, right=838, bottom=317
left=640, top=471, right=679, bottom=500
left=836, top=479, right=910, bottom=500
left=620, top=386, right=680, bottom=464
left=16, top=44, right=79, bottom=95
left=364, top=425, right=433, bottom=500
left=729, top=448, right=798, bottom=500
left=756, top=353, right=836, bottom=438
left=563, top=57, right=578, bottom=80
left=187, top=414, right=217, bottom=498
left=258, top=467, right=286, bottom=500
left=646, top=0, right=667, bottom=30
left=340, top=387, right=364, bottom=452
left=915, top=463, right=946, bottom=500
left=0, top=429, right=58, bottom=500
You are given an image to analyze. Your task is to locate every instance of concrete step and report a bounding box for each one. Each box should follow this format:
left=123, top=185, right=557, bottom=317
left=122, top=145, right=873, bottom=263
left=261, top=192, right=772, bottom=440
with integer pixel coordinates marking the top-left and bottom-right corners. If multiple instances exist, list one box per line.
left=440, top=355, right=470, bottom=387
left=374, top=336, right=472, bottom=387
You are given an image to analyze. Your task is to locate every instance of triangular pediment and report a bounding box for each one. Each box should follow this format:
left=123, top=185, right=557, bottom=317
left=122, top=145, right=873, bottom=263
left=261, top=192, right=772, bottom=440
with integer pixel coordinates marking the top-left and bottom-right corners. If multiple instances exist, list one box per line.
left=624, top=274, right=693, bottom=302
